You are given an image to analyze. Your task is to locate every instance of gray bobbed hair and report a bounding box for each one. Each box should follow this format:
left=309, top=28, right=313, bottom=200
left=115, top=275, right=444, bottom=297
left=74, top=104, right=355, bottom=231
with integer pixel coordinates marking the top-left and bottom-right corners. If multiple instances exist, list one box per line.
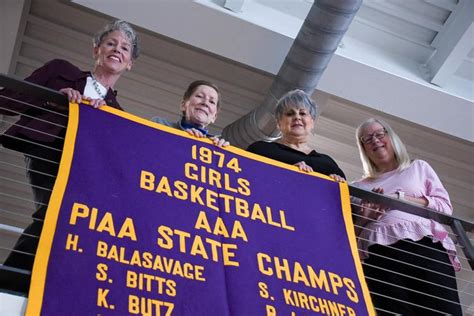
left=274, top=89, right=318, bottom=121
left=93, top=20, right=140, bottom=60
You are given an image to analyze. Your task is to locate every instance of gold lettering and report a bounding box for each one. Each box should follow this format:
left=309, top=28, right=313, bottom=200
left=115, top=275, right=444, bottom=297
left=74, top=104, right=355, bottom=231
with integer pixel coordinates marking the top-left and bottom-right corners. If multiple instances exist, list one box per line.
left=184, top=163, right=198, bottom=181
left=190, top=235, right=209, bottom=260
left=140, top=170, right=155, bottom=190
left=257, top=253, right=273, bottom=276
left=155, top=176, right=172, bottom=197
left=157, top=226, right=173, bottom=249
left=173, top=181, right=188, bottom=200
left=194, top=211, right=212, bottom=233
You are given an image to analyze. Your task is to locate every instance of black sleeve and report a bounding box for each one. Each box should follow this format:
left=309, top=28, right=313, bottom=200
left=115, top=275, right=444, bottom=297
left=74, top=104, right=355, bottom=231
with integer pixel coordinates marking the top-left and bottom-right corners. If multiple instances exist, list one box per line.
left=325, top=154, right=346, bottom=179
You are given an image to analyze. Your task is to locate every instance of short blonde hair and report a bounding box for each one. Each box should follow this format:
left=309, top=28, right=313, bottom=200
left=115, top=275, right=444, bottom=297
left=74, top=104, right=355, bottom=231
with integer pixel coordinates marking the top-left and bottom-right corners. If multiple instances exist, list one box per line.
left=355, top=118, right=411, bottom=178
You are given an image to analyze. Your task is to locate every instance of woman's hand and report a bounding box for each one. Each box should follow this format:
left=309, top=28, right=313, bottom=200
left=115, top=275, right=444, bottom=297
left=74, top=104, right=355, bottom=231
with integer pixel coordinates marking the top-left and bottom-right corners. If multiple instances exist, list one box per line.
left=359, top=201, right=386, bottom=221
left=60, top=88, right=105, bottom=109
left=354, top=187, right=389, bottom=235
left=185, top=130, right=230, bottom=148
left=60, top=88, right=84, bottom=103
left=185, top=128, right=206, bottom=138
left=209, top=136, right=230, bottom=148
left=294, top=161, right=313, bottom=173
left=329, top=174, right=346, bottom=183
left=353, top=201, right=384, bottom=236
left=372, top=187, right=384, bottom=194
left=353, top=200, right=386, bottom=236
left=357, top=186, right=390, bottom=221
left=89, top=98, right=107, bottom=109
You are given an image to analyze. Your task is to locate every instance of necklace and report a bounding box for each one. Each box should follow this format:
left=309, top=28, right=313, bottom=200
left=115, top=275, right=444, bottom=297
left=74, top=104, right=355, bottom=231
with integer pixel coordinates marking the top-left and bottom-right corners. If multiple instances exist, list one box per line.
left=91, top=74, right=106, bottom=99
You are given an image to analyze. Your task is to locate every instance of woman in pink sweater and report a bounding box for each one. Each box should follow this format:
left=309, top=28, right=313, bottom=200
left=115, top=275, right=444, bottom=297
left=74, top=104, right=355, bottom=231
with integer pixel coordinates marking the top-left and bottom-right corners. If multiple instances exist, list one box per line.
left=353, top=118, right=462, bottom=315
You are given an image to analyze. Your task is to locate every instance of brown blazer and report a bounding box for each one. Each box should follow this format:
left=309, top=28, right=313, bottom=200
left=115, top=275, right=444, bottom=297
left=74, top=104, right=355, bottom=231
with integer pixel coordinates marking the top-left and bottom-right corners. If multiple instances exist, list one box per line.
left=0, top=59, right=122, bottom=156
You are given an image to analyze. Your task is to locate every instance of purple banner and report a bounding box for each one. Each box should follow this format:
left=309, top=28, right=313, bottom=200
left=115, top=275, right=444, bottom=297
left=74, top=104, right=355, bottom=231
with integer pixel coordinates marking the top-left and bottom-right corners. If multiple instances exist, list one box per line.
left=27, top=104, right=373, bottom=315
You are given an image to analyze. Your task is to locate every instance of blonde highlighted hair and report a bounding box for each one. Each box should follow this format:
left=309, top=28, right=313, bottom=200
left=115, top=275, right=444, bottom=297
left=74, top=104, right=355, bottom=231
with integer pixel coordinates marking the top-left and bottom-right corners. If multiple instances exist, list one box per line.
left=355, top=118, right=411, bottom=178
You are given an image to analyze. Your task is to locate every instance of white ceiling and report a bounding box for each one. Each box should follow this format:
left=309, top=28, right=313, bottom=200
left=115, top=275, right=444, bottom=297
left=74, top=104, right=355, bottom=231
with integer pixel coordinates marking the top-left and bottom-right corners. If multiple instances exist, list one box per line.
left=72, top=0, right=474, bottom=141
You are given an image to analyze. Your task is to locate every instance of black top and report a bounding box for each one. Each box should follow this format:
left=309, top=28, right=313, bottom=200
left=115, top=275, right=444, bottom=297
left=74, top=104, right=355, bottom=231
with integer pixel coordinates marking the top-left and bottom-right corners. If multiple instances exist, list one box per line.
left=247, top=141, right=346, bottom=178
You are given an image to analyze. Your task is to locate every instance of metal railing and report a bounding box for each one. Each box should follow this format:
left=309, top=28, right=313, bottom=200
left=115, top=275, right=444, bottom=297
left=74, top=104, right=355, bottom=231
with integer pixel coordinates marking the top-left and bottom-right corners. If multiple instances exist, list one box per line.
left=349, top=187, right=473, bottom=314
left=1, top=74, right=473, bottom=315
left=350, top=186, right=474, bottom=269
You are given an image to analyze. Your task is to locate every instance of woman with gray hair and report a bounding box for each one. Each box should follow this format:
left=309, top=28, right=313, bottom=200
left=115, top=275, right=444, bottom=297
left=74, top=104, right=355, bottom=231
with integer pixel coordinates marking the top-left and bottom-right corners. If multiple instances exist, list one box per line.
left=352, top=118, right=461, bottom=315
left=60, top=19, right=140, bottom=108
left=0, top=20, right=139, bottom=293
left=247, top=89, right=345, bottom=180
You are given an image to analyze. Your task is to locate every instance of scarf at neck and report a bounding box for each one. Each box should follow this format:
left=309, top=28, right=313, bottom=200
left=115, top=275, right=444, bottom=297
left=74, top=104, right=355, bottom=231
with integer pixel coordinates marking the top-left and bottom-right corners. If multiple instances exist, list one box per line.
left=179, top=119, right=209, bottom=136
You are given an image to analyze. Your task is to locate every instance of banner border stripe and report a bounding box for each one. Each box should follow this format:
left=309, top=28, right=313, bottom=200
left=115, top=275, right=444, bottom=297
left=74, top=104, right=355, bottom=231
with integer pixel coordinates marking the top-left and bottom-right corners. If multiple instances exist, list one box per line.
left=340, top=183, right=376, bottom=315
left=26, top=102, right=80, bottom=315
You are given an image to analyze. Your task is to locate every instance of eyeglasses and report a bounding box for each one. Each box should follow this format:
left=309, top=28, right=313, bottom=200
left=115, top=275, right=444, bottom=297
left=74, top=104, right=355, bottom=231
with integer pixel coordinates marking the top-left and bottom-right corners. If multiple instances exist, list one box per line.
left=360, top=129, right=387, bottom=145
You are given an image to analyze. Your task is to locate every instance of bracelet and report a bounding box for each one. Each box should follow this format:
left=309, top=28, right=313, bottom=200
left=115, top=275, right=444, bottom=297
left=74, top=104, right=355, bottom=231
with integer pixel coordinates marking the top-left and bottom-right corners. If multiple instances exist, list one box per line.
left=396, top=191, right=405, bottom=200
